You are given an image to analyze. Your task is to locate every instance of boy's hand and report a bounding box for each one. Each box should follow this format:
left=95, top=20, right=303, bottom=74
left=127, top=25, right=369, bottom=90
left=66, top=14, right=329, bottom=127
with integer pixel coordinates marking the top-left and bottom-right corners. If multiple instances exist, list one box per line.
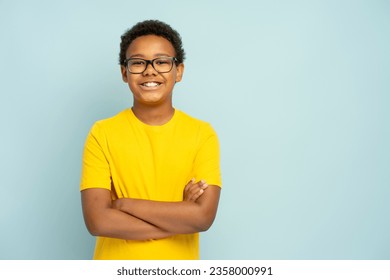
left=183, top=178, right=208, bottom=202
left=111, top=198, right=123, bottom=210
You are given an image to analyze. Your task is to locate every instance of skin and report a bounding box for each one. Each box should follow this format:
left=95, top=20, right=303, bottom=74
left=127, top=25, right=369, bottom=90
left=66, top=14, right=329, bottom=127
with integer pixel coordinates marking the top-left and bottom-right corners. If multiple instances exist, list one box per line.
left=81, top=35, right=221, bottom=241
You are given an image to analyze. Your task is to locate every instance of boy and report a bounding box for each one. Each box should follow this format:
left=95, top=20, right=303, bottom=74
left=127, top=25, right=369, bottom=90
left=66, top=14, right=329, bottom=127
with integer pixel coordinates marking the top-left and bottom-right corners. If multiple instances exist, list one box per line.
left=80, top=20, right=222, bottom=260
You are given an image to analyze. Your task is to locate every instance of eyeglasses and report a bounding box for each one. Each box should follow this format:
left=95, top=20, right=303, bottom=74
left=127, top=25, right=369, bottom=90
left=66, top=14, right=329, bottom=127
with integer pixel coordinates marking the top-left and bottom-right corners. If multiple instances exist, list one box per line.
left=124, top=57, right=178, bottom=74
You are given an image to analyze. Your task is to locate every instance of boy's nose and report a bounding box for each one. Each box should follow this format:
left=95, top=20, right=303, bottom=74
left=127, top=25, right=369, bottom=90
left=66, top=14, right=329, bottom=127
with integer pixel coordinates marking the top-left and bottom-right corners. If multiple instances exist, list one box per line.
left=143, top=62, right=158, bottom=75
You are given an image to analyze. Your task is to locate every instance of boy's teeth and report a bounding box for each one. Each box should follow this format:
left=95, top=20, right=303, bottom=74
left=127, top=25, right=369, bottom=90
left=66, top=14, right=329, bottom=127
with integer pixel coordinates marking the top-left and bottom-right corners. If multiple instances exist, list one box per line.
left=143, top=82, right=160, bottom=87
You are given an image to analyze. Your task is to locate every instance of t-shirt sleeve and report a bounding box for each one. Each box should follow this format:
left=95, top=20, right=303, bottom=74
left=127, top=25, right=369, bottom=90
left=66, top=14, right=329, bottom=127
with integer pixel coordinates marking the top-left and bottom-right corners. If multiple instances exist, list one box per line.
left=193, top=123, right=222, bottom=188
left=80, top=122, right=112, bottom=191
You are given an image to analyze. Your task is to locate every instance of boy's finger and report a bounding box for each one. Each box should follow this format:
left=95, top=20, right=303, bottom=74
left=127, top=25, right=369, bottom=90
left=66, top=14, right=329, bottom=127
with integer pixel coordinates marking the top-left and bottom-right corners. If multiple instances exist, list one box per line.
left=197, top=179, right=208, bottom=189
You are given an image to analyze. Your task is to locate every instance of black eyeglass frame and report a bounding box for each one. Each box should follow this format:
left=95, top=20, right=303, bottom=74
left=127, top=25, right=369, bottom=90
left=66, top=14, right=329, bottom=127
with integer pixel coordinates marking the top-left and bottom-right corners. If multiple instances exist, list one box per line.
left=123, top=57, right=178, bottom=74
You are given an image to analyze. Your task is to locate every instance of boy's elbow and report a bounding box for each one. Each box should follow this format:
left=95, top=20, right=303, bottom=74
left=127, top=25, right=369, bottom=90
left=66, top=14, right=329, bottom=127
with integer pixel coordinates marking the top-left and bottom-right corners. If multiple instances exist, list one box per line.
left=83, top=211, right=109, bottom=237
left=84, top=218, right=102, bottom=236
left=196, top=212, right=217, bottom=232
left=197, top=223, right=212, bottom=232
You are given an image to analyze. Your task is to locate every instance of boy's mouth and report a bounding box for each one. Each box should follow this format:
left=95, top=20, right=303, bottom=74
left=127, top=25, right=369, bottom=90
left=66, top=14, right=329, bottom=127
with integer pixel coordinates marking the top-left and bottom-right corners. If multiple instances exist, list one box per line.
left=141, top=82, right=161, bottom=88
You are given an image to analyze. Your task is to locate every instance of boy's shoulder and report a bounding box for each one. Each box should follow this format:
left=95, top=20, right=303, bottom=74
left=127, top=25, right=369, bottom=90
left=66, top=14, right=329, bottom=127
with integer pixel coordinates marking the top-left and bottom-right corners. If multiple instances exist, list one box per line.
left=88, top=109, right=130, bottom=137
left=176, top=109, right=210, bottom=126
left=176, top=109, right=217, bottom=136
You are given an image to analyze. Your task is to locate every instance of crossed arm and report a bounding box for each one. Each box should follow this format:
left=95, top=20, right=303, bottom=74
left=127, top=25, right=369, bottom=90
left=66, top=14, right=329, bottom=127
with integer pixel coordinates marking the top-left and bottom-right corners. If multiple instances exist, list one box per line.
left=81, top=179, right=221, bottom=241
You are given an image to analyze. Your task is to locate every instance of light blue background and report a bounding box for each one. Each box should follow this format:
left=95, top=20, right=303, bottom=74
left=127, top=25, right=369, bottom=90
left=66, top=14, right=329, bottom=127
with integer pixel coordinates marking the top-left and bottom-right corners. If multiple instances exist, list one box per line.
left=0, top=0, right=389, bottom=259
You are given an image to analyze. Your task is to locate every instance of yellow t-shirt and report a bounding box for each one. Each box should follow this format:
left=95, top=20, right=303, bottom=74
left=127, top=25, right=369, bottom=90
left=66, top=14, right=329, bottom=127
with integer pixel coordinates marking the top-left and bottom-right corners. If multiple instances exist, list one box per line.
left=80, top=108, right=222, bottom=259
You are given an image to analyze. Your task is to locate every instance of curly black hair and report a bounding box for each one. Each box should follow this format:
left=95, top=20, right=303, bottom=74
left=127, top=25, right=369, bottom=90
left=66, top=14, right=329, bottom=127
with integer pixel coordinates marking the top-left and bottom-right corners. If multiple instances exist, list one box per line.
left=119, top=20, right=185, bottom=66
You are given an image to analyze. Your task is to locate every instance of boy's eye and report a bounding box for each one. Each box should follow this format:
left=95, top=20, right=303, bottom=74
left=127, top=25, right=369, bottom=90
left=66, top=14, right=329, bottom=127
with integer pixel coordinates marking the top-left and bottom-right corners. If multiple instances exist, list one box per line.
left=155, top=59, right=170, bottom=65
left=130, top=60, right=145, bottom=66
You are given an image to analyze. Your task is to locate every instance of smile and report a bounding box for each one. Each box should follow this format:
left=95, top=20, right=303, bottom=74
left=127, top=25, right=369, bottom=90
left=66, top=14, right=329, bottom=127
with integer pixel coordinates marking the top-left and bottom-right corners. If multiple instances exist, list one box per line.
left=141, top=82, right=161, bottom=87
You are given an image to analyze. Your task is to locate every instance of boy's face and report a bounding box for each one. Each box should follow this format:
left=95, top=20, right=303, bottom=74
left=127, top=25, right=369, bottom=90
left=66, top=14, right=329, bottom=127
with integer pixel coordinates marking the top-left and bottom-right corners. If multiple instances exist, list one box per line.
left=121, top=35, right=184, bottom=107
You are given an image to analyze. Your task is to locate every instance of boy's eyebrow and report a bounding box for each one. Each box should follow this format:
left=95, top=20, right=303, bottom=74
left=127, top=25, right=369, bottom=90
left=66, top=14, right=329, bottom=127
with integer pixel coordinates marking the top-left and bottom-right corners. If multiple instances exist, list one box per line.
left=129, top=53, right=173, bottom=58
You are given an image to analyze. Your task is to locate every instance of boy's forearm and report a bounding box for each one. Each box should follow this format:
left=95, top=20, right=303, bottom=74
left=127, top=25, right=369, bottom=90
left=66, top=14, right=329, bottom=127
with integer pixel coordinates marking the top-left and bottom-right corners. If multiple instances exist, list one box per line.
left=115, top=199, right=204, bottom=234
left=89, top=208, right=174, bottom=240
left=81, top=188, right=174, bottom=241
left=114, top=186, right=221, bottom=234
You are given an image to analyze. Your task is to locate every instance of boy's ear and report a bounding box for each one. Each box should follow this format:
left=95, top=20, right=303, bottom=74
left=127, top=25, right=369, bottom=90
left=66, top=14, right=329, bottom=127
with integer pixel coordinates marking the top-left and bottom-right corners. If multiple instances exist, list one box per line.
left=121, top=65, right=128, bottom=82
left=175, top=63, right=184, bottom=83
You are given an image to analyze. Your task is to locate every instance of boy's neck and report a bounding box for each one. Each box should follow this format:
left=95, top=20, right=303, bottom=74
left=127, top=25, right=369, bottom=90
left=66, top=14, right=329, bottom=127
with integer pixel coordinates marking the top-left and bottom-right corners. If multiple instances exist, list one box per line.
left=131, top=104, right=175, bottom=126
